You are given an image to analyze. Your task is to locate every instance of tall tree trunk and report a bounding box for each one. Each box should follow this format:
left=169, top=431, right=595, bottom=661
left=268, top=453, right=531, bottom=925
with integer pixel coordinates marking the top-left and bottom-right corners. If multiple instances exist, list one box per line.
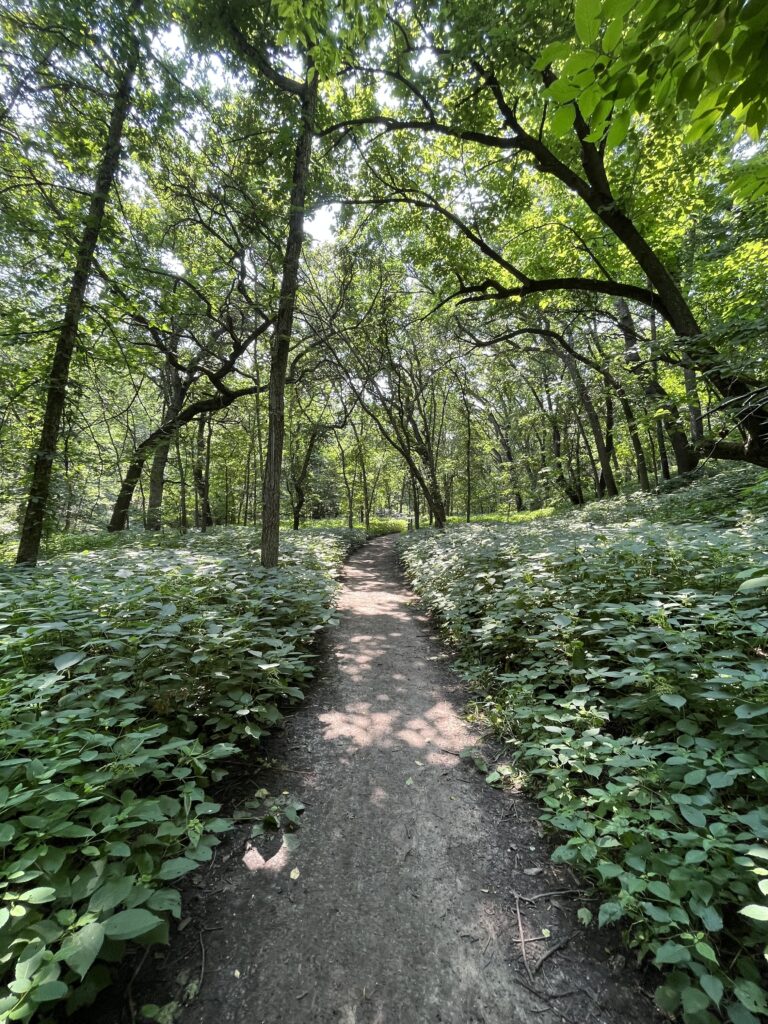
left=621, top=300, right=698, bottom=475
left=15, top=17, right=140, bottom=565
left=194, top=415, right=213, bottom=531
left=253, top=365, right=264, bottom=525
left=465, top=400, right=472, bottom=522
left=684, top=363, right=705, bottom=442
left=292, top=485, right=305, bottom=530
left=176, top=433, right=188, bottom=532
left=561, top=349, right=619, bottom=497
left=145, top=432, right=172, bottom=531
left=617, top=393, right=651, bottom=491
left=553, top=420, right=583, bottom=505
left=260, top=69, right=318, bottom=567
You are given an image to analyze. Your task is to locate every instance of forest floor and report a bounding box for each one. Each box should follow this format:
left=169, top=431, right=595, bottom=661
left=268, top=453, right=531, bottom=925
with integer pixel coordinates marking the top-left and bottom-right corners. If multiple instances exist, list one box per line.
left=82, top=535, right=663, bottom=1024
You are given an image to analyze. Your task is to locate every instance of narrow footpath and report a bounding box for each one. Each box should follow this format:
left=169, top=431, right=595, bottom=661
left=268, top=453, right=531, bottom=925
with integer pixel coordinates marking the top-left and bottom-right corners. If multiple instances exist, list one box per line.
left=118, top=536, right=662, bottom=1024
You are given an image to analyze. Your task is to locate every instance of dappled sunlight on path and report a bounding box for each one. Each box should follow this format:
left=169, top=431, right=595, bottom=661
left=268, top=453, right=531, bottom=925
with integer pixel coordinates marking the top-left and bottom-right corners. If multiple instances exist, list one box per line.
left=175, top=537, right=660, bottom=1024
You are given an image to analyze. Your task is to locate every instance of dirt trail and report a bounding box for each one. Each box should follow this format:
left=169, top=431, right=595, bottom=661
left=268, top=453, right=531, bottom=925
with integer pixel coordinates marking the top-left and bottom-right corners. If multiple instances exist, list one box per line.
left=111, top=536, right=662, bottom=1024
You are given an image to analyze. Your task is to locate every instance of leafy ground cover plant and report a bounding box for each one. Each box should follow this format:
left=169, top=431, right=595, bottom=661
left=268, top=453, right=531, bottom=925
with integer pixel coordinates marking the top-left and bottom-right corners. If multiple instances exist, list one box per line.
left=0, top=519, right=402, bottom=566
left=0, top=527, right=362, bottom=1022
left=445, top=507, right=556, bottom=527
left=400, top=467, right=768, bottom=1024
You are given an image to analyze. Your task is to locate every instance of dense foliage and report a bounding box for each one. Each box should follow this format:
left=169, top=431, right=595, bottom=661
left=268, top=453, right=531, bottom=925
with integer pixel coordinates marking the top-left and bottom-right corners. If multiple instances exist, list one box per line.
left=2, top=0, right=768, bottom=1018
left=401, top=468, right=768, bottom=1024
left=3, top=0, right=768, bottom=564
left=0, top=528, right=359, bottom=1021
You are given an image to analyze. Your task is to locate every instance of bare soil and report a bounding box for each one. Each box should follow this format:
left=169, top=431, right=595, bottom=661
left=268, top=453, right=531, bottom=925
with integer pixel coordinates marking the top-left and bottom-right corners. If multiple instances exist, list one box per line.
left=81, top=535, right=664, bottom=1024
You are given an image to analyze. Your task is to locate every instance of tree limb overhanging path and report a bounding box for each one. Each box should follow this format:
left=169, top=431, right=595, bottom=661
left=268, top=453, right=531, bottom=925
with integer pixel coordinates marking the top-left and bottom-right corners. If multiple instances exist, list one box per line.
left=120, top=537, right=662, bottom=1024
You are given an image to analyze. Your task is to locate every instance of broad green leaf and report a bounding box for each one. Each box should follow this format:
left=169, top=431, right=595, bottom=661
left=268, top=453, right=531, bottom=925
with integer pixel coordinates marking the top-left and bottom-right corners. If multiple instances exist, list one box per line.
left=737, top=576, right=768, bottom=593
left=661, top=693, right=686, bottom=708
left=739, top=904, right=768, bottom=921
left=575, top=0, right=601, bottom=44
left=700, top=974, right=723, bottom=1004
left=157, top=858, right=198, bottom=881
left=58, top=922, right=105, bottom=978
left=598, top=900, right=623, bottom=926
left=30, top=981, right=69, bottom=1004
left=102, top=909, right=163, bottom=941
left=655, top=940, right=692, bottom=965
left=733, top=978, right=768, bottom=1014
left=20, top=886, right=56, bottom=904
left=53, top=651, right=85, bottom=672
left=682, top=986, right=711, bottom=1014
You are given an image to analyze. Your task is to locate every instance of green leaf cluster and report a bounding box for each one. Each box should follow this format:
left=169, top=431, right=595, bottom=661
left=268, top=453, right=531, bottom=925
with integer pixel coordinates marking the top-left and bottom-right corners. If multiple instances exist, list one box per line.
left=0, top=527, right=357, bottom=1021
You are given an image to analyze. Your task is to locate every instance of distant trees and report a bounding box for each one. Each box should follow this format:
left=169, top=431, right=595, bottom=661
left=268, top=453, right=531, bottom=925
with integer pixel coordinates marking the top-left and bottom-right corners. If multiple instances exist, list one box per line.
left=2, top=0, right=766, bottom=562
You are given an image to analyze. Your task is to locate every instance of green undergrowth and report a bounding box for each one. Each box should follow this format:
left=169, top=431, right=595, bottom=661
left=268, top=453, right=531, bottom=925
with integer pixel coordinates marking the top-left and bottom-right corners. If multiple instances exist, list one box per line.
left=445, top=507, right=556, bottom=527
left=0, top=527, right=362, bottom=1022
left=400, top=467, right=768, bottom=1024
left=287, top=516, right=408, bottom=537
left=0, top=517, right=404, bottom=565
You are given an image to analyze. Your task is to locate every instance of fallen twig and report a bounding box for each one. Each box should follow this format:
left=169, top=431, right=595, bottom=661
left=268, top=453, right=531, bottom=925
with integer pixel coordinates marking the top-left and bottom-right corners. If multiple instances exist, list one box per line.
left=125, top=947, right=150, bottom=1024
left=513, top=891, right=534, bottom=982
left=517, top=889, right=582, bottom=903
left=533, top=931, right=573, bottom=974
left=198, top=928, right=206, bottom=991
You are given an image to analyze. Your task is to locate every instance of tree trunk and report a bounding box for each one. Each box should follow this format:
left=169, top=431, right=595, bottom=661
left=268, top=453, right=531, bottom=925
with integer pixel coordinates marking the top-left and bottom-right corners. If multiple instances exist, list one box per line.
left=176, top=433, right=188, bottom=531
left=684, top=363, right=705, bottom=442
left=621, top=300, right=698, bottom=475
left=145, top=432, right=172, bottom=530
left=194, top=416, right=213, bottom=531
left=561, top=349, right=619, bottom=497
left=617, top=393, right=651, bottom=491
left=260, top=69, right=318, bottom=568
left=15, top=17, right=140, bottom=565
left=292, top=486, right=304, bottom=530
left=465, top=400, right=472, bottom=522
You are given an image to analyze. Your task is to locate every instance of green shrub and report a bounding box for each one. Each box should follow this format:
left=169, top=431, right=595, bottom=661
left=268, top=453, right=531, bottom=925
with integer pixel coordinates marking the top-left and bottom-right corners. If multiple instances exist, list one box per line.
left=0, top=528, right=357, bottom=1022
left=446, top=507, right=556, bottom=527
left=400, top=468, right=768, bottom=1024
left=283, top=516, right=407, bottom=537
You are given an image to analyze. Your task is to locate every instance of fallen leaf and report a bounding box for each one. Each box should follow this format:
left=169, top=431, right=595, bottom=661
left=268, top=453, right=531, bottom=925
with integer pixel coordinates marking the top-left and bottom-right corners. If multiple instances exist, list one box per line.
left=290, top=867, right=300, bottom=880
left=542, top=928, right=551, bottom=937
left=524, top=867, right=544, bottom=876
left=405, top=777, right=413, bottom=786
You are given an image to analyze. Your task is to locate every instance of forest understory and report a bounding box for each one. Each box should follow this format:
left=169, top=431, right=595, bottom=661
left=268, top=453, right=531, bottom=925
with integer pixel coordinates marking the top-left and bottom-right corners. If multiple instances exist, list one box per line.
left=2, top=0, right=768, bottom=1021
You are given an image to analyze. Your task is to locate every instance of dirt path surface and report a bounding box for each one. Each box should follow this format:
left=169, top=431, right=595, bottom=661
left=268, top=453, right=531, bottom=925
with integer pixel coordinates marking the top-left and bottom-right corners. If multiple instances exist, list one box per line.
left=104, top=536, right=662, bottom=1024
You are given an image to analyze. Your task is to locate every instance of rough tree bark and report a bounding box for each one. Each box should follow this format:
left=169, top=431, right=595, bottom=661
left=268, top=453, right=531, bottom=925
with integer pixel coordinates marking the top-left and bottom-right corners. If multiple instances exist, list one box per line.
left=16, top=11, right=141, bottom=565
left=260, top=68, right=318, bottom=567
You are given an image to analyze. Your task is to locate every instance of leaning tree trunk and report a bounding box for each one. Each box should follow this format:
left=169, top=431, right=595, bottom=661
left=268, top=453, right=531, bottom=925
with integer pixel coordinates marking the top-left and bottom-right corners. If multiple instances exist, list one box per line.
left=108, top=387, right=254, bottom=531
left=260, top=69, right=318, bottom=568
left=621, top=300, right=698, bottom=475
left=617, top=393, right=651, bottom=491
left=145, top=432, right=173, bottom=531
left=561, top=349, right=619, bottom=497
left=16, top=17, right=140, bottom=565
